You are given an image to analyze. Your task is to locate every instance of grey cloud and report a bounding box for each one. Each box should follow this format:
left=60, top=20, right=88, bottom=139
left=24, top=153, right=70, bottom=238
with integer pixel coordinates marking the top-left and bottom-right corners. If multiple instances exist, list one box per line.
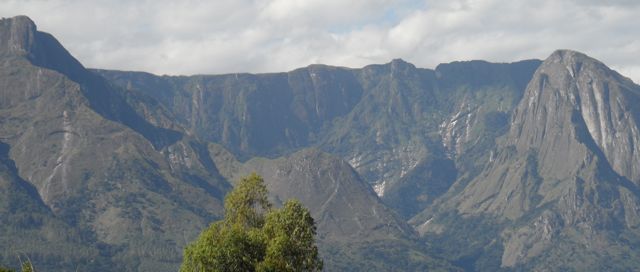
left=571, top=0, right=640, bottom=7
left=0, top=0, right=638, bottom=82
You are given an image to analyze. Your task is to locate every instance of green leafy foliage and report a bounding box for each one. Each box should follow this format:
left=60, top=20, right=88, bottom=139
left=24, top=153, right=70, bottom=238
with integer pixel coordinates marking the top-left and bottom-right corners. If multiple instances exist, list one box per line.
left=259, top=200, right=322, bottom=272
left=180, top=221, right=265, bottom=271
left=180, top=174, right=322, bottom=272
left=223, top=173, right=272, bottom=228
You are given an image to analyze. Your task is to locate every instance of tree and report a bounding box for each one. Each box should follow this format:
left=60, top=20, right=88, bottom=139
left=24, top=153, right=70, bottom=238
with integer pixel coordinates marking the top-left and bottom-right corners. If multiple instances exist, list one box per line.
left=259, top=200, right=323, bottom=272
left=180, top=173, right=322, bottom=272
left=222, top=173, right=272, bottom=228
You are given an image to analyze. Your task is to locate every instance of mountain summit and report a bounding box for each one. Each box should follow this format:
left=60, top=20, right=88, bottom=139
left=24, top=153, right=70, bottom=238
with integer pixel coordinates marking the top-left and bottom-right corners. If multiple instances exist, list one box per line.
left=0, top=15, right=456, bottom=271
left=0, top=15, right=86, bottom=79
left=0, top=15, right=230, bottom=270
left=0, top=15, right=37, bottom=56
left=2, top=15, right=640, bottom=271
left=412, top=49, right=640, bottom=270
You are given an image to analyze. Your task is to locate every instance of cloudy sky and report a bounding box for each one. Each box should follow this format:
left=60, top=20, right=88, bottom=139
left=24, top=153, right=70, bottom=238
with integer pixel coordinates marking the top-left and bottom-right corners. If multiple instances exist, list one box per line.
left=1, top=0, right=639, bottom=82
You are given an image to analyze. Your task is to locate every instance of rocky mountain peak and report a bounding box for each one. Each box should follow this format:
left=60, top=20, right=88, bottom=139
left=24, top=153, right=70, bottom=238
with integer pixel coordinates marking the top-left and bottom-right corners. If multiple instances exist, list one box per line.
left=0, top=15, right=183, bottom=150
left=0, top=15, right=88, bottom=82
left=4, top=14, right=640, bottom=271
left=389, top=58, right=417, bottom=74
left=513, top=50, right=640, bottom=183
left=439, top=49, right=640, bottom=267
left=0, top=15, right=37, bottom=56
left=390, top=58, right=411, bottom=65
left=542, top=49, right=614, bottom=81
left=547, top=49, right=589, bottom=63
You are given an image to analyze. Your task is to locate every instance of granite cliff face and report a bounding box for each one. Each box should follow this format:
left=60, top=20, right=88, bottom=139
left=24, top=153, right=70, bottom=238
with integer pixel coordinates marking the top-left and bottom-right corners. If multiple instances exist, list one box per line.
left=4, top=15, right=640, bottom=272
left=0, top=16, right=457, bottom=271
left=97, top=56, right=540, bottom=219
left=0, top=16, right=230, bottom=271
left=415, top=50, right=640, bottom=270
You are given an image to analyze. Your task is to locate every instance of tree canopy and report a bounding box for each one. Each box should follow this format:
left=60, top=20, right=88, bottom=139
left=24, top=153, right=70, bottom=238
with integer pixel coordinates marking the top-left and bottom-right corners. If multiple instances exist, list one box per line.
left=180, top=173, right=322, bottom=272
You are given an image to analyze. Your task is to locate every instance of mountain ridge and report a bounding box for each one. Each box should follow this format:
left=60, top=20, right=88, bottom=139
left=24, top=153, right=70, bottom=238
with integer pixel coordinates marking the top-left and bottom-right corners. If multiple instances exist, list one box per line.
left=411, top=48, right=640, bottom=270
left=0, top=15, right=458, bottom=271
left=3, top=15, right=640, bottom=271
left=0, top=15, right=232, bottom=270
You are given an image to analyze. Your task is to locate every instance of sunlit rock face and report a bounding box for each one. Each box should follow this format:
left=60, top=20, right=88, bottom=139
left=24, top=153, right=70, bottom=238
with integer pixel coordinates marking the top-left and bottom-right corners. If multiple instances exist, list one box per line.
left=11, top=12, right=640, bottom=272
left=428, top=50, right=640, bottom=269
left=99, top=57, right=540, bottom=220
left=0, top=16, right=229, bottom=271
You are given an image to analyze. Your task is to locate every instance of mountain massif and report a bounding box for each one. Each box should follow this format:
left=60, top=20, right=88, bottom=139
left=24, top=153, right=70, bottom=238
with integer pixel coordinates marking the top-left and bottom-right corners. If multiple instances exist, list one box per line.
left=1, top=15, right=640, bottom=271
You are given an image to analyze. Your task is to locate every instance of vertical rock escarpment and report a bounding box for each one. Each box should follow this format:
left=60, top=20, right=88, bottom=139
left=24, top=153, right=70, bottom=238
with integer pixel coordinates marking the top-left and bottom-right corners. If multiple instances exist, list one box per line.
left=0, top=16, right=227, bottom=271
left=436, top=50, right=640, bottom=268
left=0, top=15, right=37, bottom=56
left=509, top=50, right=640, bottom=184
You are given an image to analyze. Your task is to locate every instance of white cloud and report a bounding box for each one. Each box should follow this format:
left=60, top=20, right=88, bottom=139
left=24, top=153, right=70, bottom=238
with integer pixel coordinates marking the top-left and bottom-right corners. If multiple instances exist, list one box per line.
left=0, top=0, right=639, bottom=82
